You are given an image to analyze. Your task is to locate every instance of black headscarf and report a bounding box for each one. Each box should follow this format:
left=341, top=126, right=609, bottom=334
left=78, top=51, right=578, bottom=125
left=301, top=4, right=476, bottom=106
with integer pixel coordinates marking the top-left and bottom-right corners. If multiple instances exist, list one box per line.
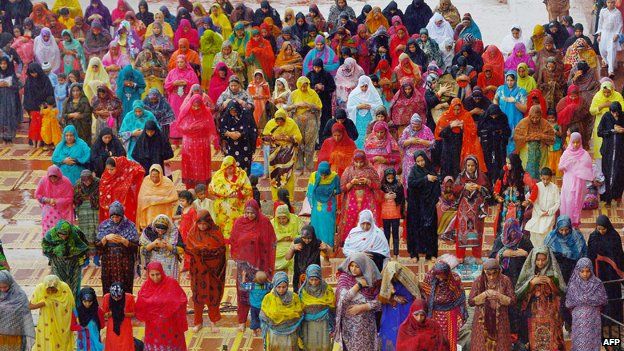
left=77, top=287, right=101, bottom=330
left=545, top=20, right=569, bottom=49
left=406, top=37, right=428, bottom=68
left=453, top=44, right=483, bottom=72
left=292, top=12, right=308, bottom=42
left=23, top=62, right=54, bottom=112
left=383, top=1, right=404, bottom=23
left=381, top=167, right=405, bottom=206
left=109, top=282, right=126, bottom=335
left=131, top=120, right=173, bottom=173
left=136, top=0, right=154, bottom=27
left=90, top=127, right=126, bottom=176
left=404, top=0, right=433, bottom=35
left=408, top=150, right=440, bottom=200
left=293, top=225, right=322, bottom=290
left=589, top=215, right=624, bottom=269
left=356, top=4, right=372, bottom=25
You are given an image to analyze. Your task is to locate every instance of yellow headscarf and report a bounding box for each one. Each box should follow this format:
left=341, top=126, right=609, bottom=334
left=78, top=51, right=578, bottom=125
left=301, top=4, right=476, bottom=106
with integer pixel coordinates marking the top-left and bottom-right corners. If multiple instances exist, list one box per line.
left=516, top=62, right=537, bottom=92
left=263, top=108, right=303, bottom=145
left=590, top=81, right=624, bottom=158
left=31, top=275, right=75, bottom=351
left=289, top=76, right=323, bottom=114
left=365, top=6, right=389, bottom=34
left=531, top=25, right=546, bottom=52
left=83, top=57, right=111, bottom=101
left=210, top=4, right=233, bottom=39
left=136, top=164, right=178, bottom=228
left=145, top=11, right=175, bottom=39
left=209, top=156, right=252, bottom=197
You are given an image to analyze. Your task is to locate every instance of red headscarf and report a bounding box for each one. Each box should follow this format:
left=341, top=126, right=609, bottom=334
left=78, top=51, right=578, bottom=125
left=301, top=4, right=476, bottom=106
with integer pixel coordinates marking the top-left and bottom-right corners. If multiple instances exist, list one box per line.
left=178, top=94, right=218, bottom=146
left=98, top=156, right=145, bottom=222
left=208, top=62, right=233, bottom=103
left=229, top=199, right=277, bottom=277
left=526, top=89, right=547, bottom=118
left=556, top=84, right=581, bottom=128
left=389, top=25, right=409, bottom=67
left=174, top=19, right=199, bottom=50
left=245, top=30, right=275, bottom=80
left=482, top=45, right=505, bottom=79
left=135, top=261, right=189, bottom=327
left=396, top=299, right=450, bottom=350
left=317, top=123, right=357, bottom=176
left=476, top=64, right=503, bottom=100
left=434, top=98, right=486, bottom=171
left=375, top=59, right=393, bottom=81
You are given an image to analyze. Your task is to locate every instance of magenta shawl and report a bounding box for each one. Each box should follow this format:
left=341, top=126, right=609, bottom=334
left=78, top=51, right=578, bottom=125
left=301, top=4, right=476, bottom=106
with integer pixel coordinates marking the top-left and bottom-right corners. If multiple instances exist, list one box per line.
left=503, top=42, right=536, bottom=72
left=34, top=165, right=75, bottom=234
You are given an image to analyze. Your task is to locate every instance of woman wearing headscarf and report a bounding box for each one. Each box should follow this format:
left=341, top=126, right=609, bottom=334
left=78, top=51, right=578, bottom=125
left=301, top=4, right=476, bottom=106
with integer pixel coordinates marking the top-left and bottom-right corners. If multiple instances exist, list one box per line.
left=113, top=21, right=141, bottom=60
left=243, top=28, right=273, bottom=81
left=334, top=57, right=364, bottom=113
left=208, top=156, right=252, bottom=239
left=394, top=53, right=422, bottom=89
left=588, top=215, right=624, bottom=324
left=590, top=81, right=624, bottom=160
left=60, top=84, right=92, bottom=145
left=139, top=214, right=183, bottom=280
left=598, top=102, right=624, bottom=205
left=294, top=263, right=334, bottom=350
left=262, top=108, right=301, bottom=200
left=29, top=275, right=75, bottom=351
left=247, top=70, right=270, bottom=128
left=35, top=165, right=75, bottom=236
left=513, top=105, right=555, bottom=179
left=159, top=6, right=176, bottom=31
left=143, top=23, right=173, bottom=61
left=90, top=85, right=122, bottom=137
left=84, top=0, right=112, bottom=28
left=558, top=132, right=593, bottom=226
left=118, top=100, right=157, bottom=158
left=425, top=13, right=454, bottom=46
left=303, top=35, right=340, bottom=75
left=565, top=41, right=599, bottom=84
left=258, top=271, right=303, bottom=349
left=30, top=3, right=51, bottom=27
left=102, top=283, right=135, bottom=350
left=198, top=28, right=223, bottom=87
left=23, top=62, right=54, bottom=146
left=218, top=98, right=257, bottom=173
left=406, top=150, right=441, bottom=262
left=339, top=150, right=381, bottom=245
left=141, top=88, right=173, bottom=140
left=136, top=164, right=177, bottom=229
left=98, top=156, right=144, bottom=224
left=343, top=209, right=389, bottom=270
left=435, top=98, right=485, bottom=177
left=41, top=220, right=89, bottom=298
left=135, top=261, right=188, bottom=351
left=83, top=20, right=112, bottom=59
left=565, top=258, right=606, bottom=351
left=364, top=6, right=388, bottom=34
left=206, top=63, right=231, bottom=104
left=317, top=121, right=356, bottom=177
left=110, top=0, right=131, bottom=27
left=500, top=25, right=527, bottom=57
left=230, top=199, right=276, bottom=331
left=50, top=125, right=90, bottom=185
left=271, top=77, right=291, bottom=110
left=477, top=104, right=511, bottom=183
left=504, top=43, right=536, bottom=74
left=213, top=40, right=244, bottom=84
left=347, top=75, right=383, bottom=148
left=102, top=41, right=130, bottom=90
left=515, top=246, right=566, bottom=349
left=70, top=287, right=103, bottom=351
left=395, top=298, right=449, bottom=350
left=164, top=56, right=198, bottom=140
left=482, top=45, right=505, bottom=79
left=72, top=170, right=99, bottom=265
left=272, top=204, right=304, bottom=273
left=209, top=4, right=232, bottom=38
left=390, top=78, right=427, bottom=135
left=130, top=120, right=173, bottom=175
left=135, top=0, right=153, bottom=27
left=167, top=38, right=201, bottom=72
left=33, top=27, right=61, bottom=72
left=452, top=155, right=491, bottom=261
left=434, top=0, right=460, bottom=28
left=145, top=10, right=173, bottom=39
left=333, top=252, right=382, bottom=349
left=273, top=42, right=303, bottom=92
left=419, top=261, right=467, bottom=351
left=493, top=71, right=527, bottom=153
left=304, top=161, right=341, bottom=249
left=467, top=258, right=516, bottom=351
left=58, top=29, right=85, bottom=74
left=96, top=200, right=138, bottom=294
left=378, top=261, right=421, bottom=350
left=134, top=47, right=168, bottom=97
left=83, top=57, right=109, bottom=99
left=398, top=114, right=435, bottom=185
left=0, top=270, right=35, bottom=349
left=364, top=121, right=401, bottom=179
left=116, top=64, right=145, bottom=117
left=89, top=129, right=125, bottom=177
left=556, top=84, right=588, bottom=143
left=185, top=210, right=226, bottom=332
left=545, top=215, right=587, bottom=283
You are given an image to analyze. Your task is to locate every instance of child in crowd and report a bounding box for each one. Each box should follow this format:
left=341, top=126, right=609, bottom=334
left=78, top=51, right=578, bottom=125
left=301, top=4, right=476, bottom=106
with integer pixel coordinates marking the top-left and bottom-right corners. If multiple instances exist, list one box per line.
left=241, top=270, right=273, bottom=337
left=525, top=167, right=560, bottom=246
left=380, top=168, right=404, bottom=259
left=273, top=188, right=293, bottom=214
left=58, top=8, right=74, bottom=29
left=193, top=183, right=215, bottom=220
left=40, top=96, right=61, bottom=150
left=249, top=175, right=261, bottom=205
left=175, top=190, right=197, bottom=272
left=437, top=176, right=457, bottom=240
left=546, top=108, right=563, bottom=177
left=55, top=73, right=68, bottom=118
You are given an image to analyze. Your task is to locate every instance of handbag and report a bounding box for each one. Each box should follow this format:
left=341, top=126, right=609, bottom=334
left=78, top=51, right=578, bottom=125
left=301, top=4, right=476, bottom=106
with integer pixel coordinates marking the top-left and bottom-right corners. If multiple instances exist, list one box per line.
left=106, top=112, right=116, bottom=128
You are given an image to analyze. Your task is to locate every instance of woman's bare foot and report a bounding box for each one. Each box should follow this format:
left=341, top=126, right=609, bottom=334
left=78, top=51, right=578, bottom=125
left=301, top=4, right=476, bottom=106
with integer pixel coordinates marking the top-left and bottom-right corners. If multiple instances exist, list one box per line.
left=238, top=323, right=246, bottom=332
left=253, top=328, right=261, bottom=337
left=192, top=324, right=202, bottom=333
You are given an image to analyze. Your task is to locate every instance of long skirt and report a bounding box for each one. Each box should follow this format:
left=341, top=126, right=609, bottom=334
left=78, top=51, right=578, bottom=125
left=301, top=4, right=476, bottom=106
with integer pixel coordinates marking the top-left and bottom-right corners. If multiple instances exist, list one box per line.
left=269, top=143, right=297, bottom=200
left=181, top=136, right=212, bottom=189
left=100, top=245, right=137, bottom=294
left=266, top=330, right=299, bottom=351
left=77, top=203, right=99, bottom=255
left=0, top=335, right=26, bottom=351
left=310, top=199, right=337, bottom=247
left=432, top=308, right=463, bottom=351
left=50, top=256, right=82, bottom=299
left=301, top=318, right=332, bottom=351
left=339, top=187, right=379, bottom=245
left=355, top=110, right=373, bottom=149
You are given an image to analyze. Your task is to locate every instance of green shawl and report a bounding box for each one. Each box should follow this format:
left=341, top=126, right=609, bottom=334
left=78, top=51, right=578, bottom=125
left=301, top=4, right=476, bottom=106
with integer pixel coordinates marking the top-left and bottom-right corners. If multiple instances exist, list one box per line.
left=42, top=220, right=89, bottom=259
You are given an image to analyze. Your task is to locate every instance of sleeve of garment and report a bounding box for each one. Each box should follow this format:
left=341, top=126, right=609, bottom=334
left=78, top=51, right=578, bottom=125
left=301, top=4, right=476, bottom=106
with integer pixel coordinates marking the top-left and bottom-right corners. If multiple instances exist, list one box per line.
left=70, top=310, right=81, bottom=332
left=597, top=114, right=614, bottom=138
left=589, top=94, right=603, bottom=117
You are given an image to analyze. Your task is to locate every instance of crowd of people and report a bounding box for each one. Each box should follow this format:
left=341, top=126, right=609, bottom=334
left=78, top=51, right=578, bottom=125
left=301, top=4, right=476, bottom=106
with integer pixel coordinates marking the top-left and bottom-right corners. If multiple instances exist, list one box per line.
left=0, top=0, right=622, bottom=349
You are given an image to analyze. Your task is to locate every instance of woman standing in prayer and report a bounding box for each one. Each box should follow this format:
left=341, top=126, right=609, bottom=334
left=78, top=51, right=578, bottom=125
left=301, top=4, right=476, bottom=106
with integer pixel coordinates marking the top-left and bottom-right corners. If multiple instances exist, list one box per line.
left=477, top=104, right=511, bottom=183
left=0, top=56, right=22, bottom=144
left=23, top=63, right=54, bottom=147
left=136, top=164, right=178, bottom=229
left=248, top=70, right=271, bottom=128
left=35, top=165, right=75, bottom=236
left=165, top=54, right=199, bottom=140
left=230, top=199, right=276, bottom=331
left=102, top=41, right=131, bottom=91
left=348, top=75, right=383, bottom=148
left=407, top=151, right=441, bottom=261
left=134, top=47, right=168, bottom=96
left=177, top=94, right=218, bottom=188
left=33, top=28, right=61, bottom=73
left=513, top=105, right=555, bottom=179
left=378, top=261, right=421, bottom=350
left=590, top=81, right=624, bottom=160
left=262, top=108, right=302, bottom=200
left=598, top=102, right=624, bottom=205
left=493, top=71, right=527, bottom=154
left=96, top=201, right=138, bottom=294
left=98, top=156, right=145, bottom=223
left=218, top=99, right=258, bottom=174
left=186, top=210, right=226, bottom=332
left=272, top=77, right=291, bottom=110
left=274, top=42, right=303, bottom=91
left=390, top=78, right=427, bottom=135
left=139, top=215, right=183, bottom=280
left=302, top=35, right=340, bottom=75
left=286, top=76, right=322, bottom=173
left=298, top=264, right=335, bottom=351
left=364, top=121, right=401, bottom=179
left=84, top=0, right=112, bottom=28
left=398, top=114, right=435, bottom=185
left=245, top=28, right=275, bottom=81
left=306, top=162, right=341, bottom=247
left=61, top=84, right=93, bottom=146
left=101, top=283, right=135, bottom=351
left=59, top=30, right=86, bottom=75
left=260, top=271, right=304, bottom=350
left=272, top=204, right=304, bottom=273
left=588, top=215, right=624, bottom=324
left=395, top=298, right=449, bottom=350
left=199, top=28, right=223, bottom=87
left=41, top=220, right=89, bottom=299
left=545, top=215, right=587, bottom=285
left=558, top=132, right=593, bottom=227
left=0, top=271, right=35, bottom=350
left=71, top=287, right=103, bottom=351
left=119, top=101, right=159, bottom=160
left=135, top=261, right=188, bottom=351
left=334, top=253, right=382, bottom=350
left=565, top=258, right=607, bottom=351
left=51, top=125, right=91, bottom=185
left=515, top=246, right=566, bottom=350
left=435, top=98, right=486, bottom=178
left=83, top=20, right=112, bottom=59
left=208, top=156, right=252, bottom=239
left=419, top=261, right=467, bottom=351
left=317, top=122, right=357, bottom=177
left=208, top=62, right=232, bottom=103
left=334, top=57, right=364, bottom=112
left=116, top=64, right=146, bottom=118
left=131, top=120, right=174, bottom=175
left=339, top=150, right=381, bottom=245
left=29, top=275, right=74, bottom=351
left=556, top=85, right=591, bottom=146
left=91, top=84, right=122, bottom=135
left=453, top=155, right=491, bottom=261
left=73, top=170, right=100, bottom=265
left=143, top=88, right=175, bottom=140
left=468, top=258, right=516, bottom=351
left=343, top=210, right=390, bottom=270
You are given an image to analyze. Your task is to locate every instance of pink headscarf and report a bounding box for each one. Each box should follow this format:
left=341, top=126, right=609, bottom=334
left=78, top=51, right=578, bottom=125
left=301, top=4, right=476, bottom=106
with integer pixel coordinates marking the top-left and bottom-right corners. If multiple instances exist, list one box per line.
left=503, top=42, right=536, bottom=72
left=207, top=62, right=233, bottom=103
left=559, top=132, right=593, bottom=180
left=174, top=19, right=199, bottom=50
left=34, top=165, right=75, bottom=221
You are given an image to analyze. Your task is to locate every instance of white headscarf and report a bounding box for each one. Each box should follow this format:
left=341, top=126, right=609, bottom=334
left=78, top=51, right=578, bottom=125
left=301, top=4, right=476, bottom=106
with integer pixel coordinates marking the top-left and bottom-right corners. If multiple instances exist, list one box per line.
left=426, top=13, right=454, bottom=47
left=343, top=210, right=390, bottom=258
left=33, top=28, right=61, bottom=72
left=500, top=24, right=527, bottom=57
left=346, top=75, right=383, bottom=123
